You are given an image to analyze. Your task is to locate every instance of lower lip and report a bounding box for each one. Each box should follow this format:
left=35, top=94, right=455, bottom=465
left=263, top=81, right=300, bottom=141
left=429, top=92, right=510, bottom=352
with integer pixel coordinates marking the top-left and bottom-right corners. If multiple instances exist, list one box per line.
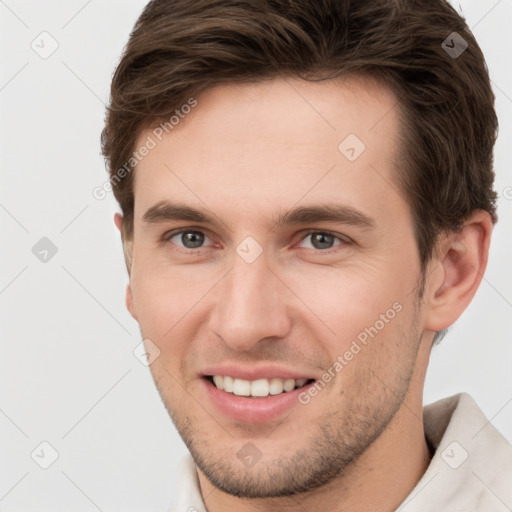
left=202, top=378, right=313, bottom=423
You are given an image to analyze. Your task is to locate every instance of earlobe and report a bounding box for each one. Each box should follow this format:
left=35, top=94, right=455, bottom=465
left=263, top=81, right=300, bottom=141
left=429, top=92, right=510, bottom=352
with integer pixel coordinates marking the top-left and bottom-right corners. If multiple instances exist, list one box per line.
left=114, top=213, right=123, bottom=232
left=126, top=284, right=138, bottom=321
left=424, top=211, right=493, bottom=332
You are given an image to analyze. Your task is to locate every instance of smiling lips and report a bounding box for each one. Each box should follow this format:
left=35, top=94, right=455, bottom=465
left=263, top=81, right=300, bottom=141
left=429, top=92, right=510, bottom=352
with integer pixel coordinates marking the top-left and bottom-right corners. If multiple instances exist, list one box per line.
left=210, top=375, right=311, bottom=397
left=200, top=364, right=318, bottom=422
left=203, top=375, right=315, bottom=423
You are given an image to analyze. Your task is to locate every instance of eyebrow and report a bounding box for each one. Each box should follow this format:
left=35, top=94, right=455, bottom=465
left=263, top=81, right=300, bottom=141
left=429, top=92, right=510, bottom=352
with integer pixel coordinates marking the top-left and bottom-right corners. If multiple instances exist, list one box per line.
left=142, top=200, right=375, bottom=230
left=143, top=201, right=216, bottom=224
left=271, top=204, right=375, bottom=229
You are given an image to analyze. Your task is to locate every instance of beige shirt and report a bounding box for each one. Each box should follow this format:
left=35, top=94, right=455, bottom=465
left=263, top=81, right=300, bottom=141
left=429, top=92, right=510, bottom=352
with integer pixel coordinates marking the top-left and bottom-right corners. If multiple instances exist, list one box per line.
left=168, top=394, right=512, bottom=511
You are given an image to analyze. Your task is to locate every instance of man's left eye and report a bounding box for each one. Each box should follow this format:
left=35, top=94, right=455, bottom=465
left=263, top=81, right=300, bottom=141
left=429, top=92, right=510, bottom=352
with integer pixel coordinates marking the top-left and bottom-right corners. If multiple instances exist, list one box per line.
left=298, top=232, right=346, bottom=250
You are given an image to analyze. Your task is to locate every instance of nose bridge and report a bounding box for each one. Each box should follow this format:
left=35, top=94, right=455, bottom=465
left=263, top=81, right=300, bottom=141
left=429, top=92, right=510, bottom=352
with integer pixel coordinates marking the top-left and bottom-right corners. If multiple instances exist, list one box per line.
left=210, top=254, right=291, bottom=351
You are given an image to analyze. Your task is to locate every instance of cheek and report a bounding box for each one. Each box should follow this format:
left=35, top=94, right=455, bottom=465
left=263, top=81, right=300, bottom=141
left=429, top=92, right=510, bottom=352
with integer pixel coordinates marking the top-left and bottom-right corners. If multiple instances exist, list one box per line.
left=130, top=262, right=215, bottom=342
left=130, top=266, right=176, bottom=331
left=281, top=265, right=406, bottom=343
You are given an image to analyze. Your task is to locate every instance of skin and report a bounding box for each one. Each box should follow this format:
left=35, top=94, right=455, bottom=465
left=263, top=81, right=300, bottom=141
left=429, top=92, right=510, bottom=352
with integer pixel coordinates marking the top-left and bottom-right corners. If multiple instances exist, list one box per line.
left=115, top=76, right=492, bottom=511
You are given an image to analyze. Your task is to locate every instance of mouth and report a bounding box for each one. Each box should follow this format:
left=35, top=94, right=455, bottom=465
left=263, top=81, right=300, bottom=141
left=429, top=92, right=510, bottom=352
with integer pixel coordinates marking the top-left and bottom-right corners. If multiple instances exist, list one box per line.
left=205, top=375, right=315, bottom=398
left=199, top=365, right=319, bottom=422
left=202, top=374, right=316, bottom=422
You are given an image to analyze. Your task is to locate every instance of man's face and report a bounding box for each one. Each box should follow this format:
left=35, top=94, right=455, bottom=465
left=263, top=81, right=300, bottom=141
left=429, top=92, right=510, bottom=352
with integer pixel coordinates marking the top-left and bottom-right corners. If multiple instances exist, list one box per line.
left=126, top=77, right=430, bottom=497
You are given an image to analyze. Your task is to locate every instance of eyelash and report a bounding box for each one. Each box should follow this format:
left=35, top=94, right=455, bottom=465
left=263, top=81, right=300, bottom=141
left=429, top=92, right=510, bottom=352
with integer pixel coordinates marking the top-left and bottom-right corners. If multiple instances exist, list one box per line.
left=161, top=228, right=352, bottom=253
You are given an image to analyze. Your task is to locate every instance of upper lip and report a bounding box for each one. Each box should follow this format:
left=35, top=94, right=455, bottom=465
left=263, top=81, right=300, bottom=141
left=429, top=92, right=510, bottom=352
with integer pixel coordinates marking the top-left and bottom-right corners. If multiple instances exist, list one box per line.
left=200, top=363, right=317, bottom=381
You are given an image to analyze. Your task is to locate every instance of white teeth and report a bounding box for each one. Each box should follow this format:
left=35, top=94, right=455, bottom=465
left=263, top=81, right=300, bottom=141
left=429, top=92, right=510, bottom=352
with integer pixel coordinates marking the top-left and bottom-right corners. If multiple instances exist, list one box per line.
left=283, top=379, right=296, bottom=392
left=232, top=378, right=251, bottom=396
left=251, top=378, right=270, bottom=397
left=213, top=375, right=224, bottom=390
left=269, top=378, right=284, bottom=395
left=211, top=376, right=310, bottom=397
left=223, top=375, right=234, bottom=392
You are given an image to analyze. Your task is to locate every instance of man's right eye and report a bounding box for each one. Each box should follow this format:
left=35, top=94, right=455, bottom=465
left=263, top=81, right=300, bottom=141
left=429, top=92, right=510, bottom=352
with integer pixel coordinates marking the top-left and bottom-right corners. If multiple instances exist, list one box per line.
left=165, top=229, right=213, bottom=250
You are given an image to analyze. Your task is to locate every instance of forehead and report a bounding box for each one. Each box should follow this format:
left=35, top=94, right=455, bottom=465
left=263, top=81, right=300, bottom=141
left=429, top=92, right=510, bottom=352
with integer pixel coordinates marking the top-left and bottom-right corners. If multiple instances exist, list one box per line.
left=132, top=76, right=406, bottom=227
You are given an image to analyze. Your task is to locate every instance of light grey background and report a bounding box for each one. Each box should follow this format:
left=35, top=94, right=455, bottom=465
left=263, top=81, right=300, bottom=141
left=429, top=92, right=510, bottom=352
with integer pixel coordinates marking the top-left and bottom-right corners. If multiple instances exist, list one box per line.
left=1, top=1, right=511, bottom=510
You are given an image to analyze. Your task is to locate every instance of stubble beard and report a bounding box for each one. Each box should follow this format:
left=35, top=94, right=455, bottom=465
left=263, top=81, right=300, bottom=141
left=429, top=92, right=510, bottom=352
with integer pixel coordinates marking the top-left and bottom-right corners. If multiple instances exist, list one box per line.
left=151, top=318, right=423, bottom=499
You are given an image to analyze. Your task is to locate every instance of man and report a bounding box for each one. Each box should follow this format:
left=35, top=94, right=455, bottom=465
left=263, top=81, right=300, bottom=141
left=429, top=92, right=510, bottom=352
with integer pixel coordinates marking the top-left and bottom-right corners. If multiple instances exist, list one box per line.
left=101, top=0, right=512, bottom=510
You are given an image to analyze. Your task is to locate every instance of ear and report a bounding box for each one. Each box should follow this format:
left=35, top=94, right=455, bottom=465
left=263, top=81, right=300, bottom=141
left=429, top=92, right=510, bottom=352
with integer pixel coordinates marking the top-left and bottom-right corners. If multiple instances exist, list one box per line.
left=423, top=210, right=493, bottom=332
left=114, top=214, right=138, bottom=321
left=114, top=212, right=123, bottom=232
left=114, top=213, right=133, bottom=275
left=125, top=283, right=138, bottom=322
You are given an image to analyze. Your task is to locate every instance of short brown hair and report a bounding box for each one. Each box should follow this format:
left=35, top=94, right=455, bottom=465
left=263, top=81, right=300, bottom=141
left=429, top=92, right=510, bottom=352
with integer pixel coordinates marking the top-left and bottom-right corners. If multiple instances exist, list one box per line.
left=101, top=0, right=498, bottom=270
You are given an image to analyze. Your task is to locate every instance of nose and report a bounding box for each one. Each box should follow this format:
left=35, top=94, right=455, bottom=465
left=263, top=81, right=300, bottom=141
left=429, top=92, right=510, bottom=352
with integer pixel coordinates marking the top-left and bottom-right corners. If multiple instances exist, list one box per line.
left=208, top=255, right=292, bottom=351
